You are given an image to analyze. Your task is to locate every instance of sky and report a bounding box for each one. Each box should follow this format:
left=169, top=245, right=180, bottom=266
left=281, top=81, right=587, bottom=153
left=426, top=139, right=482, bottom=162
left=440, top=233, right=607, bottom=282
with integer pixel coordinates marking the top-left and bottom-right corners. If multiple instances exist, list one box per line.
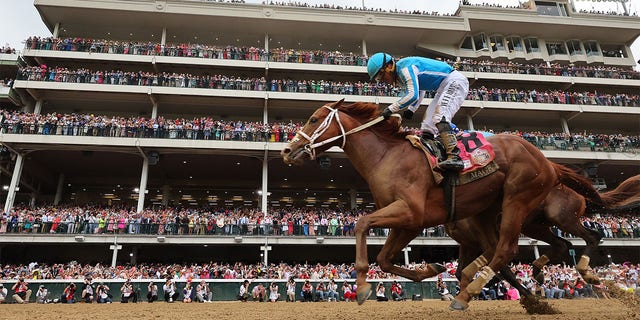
left=1, top=0, right=638, bottom=68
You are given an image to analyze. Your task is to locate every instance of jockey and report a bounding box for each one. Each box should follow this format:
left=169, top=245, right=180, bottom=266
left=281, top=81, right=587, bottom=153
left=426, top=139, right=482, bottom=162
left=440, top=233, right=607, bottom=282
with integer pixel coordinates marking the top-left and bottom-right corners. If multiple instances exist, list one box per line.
left=367, top=52, right=468, bottom=171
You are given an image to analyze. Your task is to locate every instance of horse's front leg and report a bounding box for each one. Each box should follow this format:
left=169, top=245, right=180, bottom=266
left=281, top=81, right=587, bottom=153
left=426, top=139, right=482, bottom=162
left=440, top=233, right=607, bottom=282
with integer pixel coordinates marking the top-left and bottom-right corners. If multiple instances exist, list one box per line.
left=376, top=229, right=446, bottom=282
left=354, top=199, right=418, bottom=305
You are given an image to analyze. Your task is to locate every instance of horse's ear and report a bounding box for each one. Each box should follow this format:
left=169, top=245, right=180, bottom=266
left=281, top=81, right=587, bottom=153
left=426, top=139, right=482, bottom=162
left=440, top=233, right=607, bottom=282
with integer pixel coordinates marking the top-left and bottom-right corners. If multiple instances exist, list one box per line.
left=332, top=99, right=345, bottom=108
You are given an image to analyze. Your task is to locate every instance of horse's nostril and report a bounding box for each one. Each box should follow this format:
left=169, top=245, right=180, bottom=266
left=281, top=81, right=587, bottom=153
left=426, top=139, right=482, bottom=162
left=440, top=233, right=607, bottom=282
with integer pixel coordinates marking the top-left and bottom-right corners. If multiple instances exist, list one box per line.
left=282, top=147, right=291, bottom=155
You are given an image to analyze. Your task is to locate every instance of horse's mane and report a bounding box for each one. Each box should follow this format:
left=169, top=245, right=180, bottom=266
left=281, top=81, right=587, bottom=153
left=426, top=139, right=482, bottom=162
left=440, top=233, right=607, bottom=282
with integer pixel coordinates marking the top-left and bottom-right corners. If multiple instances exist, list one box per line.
left=338, top=102, right=411, bottom=139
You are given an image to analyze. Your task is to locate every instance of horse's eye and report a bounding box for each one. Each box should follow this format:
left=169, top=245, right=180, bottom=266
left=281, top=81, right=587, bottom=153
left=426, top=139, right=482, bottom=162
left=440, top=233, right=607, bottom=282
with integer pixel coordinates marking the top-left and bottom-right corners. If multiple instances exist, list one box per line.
left=309, top=118, right=317, bottom=124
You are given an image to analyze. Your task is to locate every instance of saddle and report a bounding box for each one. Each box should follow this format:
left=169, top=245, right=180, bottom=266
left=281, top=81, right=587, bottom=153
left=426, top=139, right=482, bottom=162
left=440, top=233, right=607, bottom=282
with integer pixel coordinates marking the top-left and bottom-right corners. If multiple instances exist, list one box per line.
left=406, top=132, right=499, bottom=186
left=407, top=132, right=500, bottom=222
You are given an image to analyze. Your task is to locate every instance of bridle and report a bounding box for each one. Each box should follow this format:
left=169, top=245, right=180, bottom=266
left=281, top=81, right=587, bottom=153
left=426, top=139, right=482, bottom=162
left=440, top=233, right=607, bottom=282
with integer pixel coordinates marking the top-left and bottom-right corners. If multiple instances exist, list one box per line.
left=291, top=105, right=391, bottom=160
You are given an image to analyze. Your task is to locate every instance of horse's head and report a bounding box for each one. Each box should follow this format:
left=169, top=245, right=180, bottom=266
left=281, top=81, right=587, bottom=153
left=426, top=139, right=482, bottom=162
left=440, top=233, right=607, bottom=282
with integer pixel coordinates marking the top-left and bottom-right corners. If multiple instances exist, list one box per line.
left=281, top=99, right=404, bottom=165
left=281, top=99, right=351, bottom=165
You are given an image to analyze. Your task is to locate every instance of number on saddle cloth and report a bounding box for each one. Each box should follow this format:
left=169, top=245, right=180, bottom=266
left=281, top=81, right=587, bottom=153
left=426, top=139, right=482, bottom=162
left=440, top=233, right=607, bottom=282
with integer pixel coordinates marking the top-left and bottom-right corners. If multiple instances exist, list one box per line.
left=457, top=132, right=495, bottom=170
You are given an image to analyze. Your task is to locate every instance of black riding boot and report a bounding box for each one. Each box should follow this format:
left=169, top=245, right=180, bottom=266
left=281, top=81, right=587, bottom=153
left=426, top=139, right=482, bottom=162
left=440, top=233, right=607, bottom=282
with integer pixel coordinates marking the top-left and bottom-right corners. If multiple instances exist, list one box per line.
left=435, top=120, right=464, bottom=171
left=421, top=131, right=435, bottom=141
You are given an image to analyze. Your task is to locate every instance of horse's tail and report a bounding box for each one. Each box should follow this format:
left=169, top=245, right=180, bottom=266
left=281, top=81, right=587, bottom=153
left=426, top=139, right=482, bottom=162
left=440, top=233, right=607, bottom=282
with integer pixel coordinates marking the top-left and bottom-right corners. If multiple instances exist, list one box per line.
left=551, top=162, right=606, bottom=214
left=598, top=174, right=640, bottom=213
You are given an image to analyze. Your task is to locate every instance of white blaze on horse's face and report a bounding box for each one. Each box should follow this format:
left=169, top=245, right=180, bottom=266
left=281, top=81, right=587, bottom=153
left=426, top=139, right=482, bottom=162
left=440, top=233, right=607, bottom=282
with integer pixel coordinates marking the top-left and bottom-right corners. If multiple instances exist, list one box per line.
left=282, top=105, right=338, bottom=164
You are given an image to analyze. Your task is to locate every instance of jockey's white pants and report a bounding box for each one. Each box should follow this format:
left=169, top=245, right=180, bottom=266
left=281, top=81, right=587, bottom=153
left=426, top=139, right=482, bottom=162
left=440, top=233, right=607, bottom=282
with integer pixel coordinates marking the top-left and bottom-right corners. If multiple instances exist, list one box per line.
left=409, top=70, right=469, bottom=134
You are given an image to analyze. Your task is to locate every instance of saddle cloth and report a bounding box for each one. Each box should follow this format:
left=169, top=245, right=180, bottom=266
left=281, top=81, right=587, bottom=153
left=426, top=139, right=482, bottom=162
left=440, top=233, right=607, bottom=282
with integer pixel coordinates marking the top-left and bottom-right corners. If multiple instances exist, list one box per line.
left=406, top=131, right=499, bottom=186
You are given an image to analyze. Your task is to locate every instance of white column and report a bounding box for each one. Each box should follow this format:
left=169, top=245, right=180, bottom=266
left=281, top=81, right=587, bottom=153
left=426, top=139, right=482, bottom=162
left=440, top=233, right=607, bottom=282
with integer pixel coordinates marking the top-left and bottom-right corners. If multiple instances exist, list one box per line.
left=4, top=154, right=24, bottom=213
left=29, top=192, right=37, bottom=208
left=362, top=39, right=367, bottom=56
left=137, top=156, right=149, bottom=213
left=529, top=239, right=540, bottom=259
left=402, top=247, right=411, bottom=266
left=264, top=33, right=269, bottom=52
left=54, top=173, right=65, bottom=205
left=560, top=117, right=570, bottom=134
left=466, top=114, right=475, bottom=131
left=130, top=247, right=138, bottom=265
left=162, top=184, right=170, bottom=206
left=53, top=23, right=60, bottom=38
left=261, top=150, right=268, bottom=215
left=34, top=99, right=44, bottom=115
left=151, top=101, right=158, bottom=119
left=110, top=238, right=122, bottom=268
left=161, top=28, right=167, bottom=46
left=260, top=243, right=272, bottom=265
left=349, top=189, right=357, bottom=209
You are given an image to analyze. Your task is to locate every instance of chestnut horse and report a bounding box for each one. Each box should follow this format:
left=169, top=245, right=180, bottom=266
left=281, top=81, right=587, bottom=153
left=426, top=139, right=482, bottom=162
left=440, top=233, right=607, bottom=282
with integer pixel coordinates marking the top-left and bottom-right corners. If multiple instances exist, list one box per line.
left=449, top=173, right=640, bottom=308
left=448, top=181, right=600, bottom=311
left=450, top=165, right=606, bottom=294
left=594, top=174, right=640, bottom=212
left=281, top=100, right=566, bottom=310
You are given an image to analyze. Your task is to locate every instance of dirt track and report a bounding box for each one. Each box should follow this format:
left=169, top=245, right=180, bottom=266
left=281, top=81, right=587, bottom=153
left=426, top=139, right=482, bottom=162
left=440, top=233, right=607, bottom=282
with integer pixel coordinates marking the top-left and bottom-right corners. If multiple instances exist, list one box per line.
left=2, top=298, right=638, bottom=320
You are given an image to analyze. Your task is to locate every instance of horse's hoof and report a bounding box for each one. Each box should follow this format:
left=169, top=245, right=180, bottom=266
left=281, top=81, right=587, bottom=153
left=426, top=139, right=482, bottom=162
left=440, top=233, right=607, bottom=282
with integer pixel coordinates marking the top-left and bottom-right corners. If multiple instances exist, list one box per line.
left=430, top=263, right=447, bottom=275
left=584, top=275, right=601, bottom=285
left=356, top=283, right=372, bottom=305
left=449, top=298, right=469, bottom=311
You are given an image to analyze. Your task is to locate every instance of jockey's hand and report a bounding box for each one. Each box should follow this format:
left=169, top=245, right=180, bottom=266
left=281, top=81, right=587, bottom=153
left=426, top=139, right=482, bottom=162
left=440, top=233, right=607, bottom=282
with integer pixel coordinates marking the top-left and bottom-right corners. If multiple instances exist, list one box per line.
left=381, top=107, right=393, bottom=120
left=402, top=109, right=414, bottom=120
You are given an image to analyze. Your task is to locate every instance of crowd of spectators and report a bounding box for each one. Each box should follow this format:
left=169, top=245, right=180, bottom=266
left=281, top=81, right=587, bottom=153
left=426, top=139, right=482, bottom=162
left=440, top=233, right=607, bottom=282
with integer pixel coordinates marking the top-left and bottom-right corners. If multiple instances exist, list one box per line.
left=578, top=9, right=638, bottom=17
left=1, top=110, right=638, bottom=153
left=0, top=78, right=12, bottom=88
left=16, top=66, right=397, bottom=97
left=461, top=1, right=528, bottom=10
left=0, top=203, right=637, bottom=239
left=448, top=59, right=639, bottom=80
left=468, top=87, right=639, bottom=107
left=257, top=0, right=447, bottom=16
left=14, top=65, right=640, bottom=107
left=0, top=259, right=637, bottom=303
left=21, top=36, right=640, bottom=80
left=24, top=37, right=368, bottom=66
left=0, top=204, right=445, bottom=238
left=0, top=110, right=302, bottom=142
left=1, top=44, right=16, bottom=54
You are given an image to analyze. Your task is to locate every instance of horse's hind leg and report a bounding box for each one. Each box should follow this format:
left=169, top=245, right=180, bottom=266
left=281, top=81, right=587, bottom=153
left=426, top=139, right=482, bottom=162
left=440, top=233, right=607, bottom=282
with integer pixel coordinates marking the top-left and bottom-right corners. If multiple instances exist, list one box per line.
left=354, top=199, right=420, bottom=305
left=522, top=222, right=573, bottom=284
left=542, top=186, right=602, bottom=284
left=554, top=223, right=602, bottom=284
left=376, top=229, right=446, bottom=282
left=457, top=189, right=550, bottom=310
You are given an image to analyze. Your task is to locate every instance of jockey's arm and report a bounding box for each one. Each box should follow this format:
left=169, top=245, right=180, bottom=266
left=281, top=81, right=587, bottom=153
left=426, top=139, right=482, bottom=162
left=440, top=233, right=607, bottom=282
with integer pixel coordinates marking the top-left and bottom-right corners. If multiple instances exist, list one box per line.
left=388, top=66, right=420, bottom=113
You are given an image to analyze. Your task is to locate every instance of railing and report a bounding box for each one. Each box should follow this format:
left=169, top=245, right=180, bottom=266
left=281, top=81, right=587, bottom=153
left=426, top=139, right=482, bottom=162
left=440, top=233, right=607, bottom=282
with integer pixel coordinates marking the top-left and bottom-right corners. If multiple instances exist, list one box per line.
left=1, top=221, right=638, bottom=239
left=0, top=221, right=447, bottom=237
left=2, top=123, right=638, bottom=154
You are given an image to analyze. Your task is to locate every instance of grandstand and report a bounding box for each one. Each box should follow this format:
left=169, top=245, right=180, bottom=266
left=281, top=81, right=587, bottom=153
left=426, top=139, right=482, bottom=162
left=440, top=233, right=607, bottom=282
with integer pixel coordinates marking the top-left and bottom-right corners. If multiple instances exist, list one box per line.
left=0, top=0, right=639, bottom=267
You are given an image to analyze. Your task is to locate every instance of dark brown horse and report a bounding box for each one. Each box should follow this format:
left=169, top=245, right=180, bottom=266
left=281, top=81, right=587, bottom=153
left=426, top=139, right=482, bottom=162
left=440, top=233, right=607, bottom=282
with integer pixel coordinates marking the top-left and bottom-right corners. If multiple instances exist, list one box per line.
left=281, top=100, right=567, bottom=310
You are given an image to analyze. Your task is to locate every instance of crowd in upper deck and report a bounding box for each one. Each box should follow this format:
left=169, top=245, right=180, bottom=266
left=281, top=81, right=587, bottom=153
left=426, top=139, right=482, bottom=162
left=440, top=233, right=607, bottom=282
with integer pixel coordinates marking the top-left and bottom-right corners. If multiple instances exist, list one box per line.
left=13, top=64, right=640, bottom=108
left=21, top=35, right=640, bottom=80
left=1, top=110, right=638, bottom=152
left=1, top=44, right=16, bottom=54
left=0, top=202, right=638, bottom=239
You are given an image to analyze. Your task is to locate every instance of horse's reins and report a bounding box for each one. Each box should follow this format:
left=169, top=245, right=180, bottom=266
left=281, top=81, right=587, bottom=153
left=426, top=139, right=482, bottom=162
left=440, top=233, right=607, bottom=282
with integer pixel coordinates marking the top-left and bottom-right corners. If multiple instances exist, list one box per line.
left=293, top=105, right=396, bottom=160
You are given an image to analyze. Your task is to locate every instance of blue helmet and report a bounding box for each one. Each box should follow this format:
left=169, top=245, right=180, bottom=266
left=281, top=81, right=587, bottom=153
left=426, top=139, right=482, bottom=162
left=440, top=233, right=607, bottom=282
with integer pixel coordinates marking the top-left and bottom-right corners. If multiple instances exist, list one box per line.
left=367, top=52, right=393, bottom=80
